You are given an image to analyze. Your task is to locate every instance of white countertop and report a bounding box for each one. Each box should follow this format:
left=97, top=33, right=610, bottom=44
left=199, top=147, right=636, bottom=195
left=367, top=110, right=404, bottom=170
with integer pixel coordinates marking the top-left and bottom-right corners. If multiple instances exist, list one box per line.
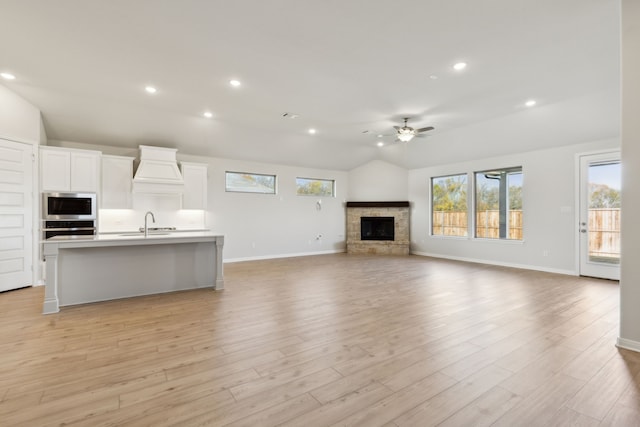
left=43, top=230, right=224, bottom=248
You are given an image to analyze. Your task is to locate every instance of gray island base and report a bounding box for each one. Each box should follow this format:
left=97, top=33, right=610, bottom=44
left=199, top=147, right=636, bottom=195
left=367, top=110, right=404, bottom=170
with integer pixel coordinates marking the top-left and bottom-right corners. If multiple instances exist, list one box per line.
left=42, top=232, right=224, bottom=314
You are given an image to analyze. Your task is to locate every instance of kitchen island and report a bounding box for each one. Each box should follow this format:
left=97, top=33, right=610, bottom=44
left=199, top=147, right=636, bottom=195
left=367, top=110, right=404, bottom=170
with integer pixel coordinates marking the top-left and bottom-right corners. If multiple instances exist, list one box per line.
left=42, top=231, right=224, bottom=314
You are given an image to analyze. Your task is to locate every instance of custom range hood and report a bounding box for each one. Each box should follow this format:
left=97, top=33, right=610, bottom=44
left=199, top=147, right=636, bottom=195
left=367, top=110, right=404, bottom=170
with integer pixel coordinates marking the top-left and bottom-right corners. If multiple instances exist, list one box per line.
left=132, top=145, right=184, bottom=194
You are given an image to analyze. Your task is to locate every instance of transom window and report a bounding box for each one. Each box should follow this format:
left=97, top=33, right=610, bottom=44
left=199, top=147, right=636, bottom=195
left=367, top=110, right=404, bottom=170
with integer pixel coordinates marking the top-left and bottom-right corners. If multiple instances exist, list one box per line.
left=225, top=171, right=276, bottom=194
left=296, top=177, right=335, bottom=197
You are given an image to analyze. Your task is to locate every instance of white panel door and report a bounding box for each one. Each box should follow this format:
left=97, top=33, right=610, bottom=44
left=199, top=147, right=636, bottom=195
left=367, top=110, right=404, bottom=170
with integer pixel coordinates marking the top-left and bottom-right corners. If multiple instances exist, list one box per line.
left=579, top=151, right=621, bottom=280
left=0, top=139, right=33, bottom=291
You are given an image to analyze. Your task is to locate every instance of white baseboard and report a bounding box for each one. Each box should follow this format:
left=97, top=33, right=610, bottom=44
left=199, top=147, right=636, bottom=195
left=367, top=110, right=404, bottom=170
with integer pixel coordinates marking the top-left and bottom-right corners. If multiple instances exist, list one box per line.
left=225, top=250, right=577, bottom=276
left=225, top=249, right=345, bottom=264
left=617, top=337, right=640, bottom=353
left=410, top=251, right=577, bottom=276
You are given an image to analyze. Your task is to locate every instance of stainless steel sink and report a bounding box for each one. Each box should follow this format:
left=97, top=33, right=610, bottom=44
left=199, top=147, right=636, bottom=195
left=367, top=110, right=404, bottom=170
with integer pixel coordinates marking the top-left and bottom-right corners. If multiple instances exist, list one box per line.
left=138, top=227, right=177, bottom=232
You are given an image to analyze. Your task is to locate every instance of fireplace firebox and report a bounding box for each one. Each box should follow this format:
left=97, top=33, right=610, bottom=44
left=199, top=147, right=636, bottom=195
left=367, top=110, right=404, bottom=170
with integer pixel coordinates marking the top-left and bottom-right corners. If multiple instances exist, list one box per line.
left=361, top=217, right=394, bottom=241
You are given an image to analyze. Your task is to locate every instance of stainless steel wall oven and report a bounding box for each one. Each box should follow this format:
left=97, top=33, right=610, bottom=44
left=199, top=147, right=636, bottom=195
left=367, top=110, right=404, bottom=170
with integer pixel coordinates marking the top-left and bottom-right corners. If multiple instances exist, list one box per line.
left=43, top=192, right=96, bottom=220
left=42, top=193, right=96, bottom=240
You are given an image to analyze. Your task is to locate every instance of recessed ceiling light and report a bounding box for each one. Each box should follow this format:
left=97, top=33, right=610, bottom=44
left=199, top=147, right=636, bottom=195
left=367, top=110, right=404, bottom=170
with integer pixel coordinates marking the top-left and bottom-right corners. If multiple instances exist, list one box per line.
left=203, top=111, right=213, bottom=118
left=308, top=128, right=317, bottom=134
left=1, top=72, right=16, bottom=80
left=429, top=75, right=439, bottom=80
left=377, top=134, right=383, bottom=138
left=377, top=141, right=384, bottom=147
left=229, top=79, right=241, bottom=87
left=453, top=62, right=467, bottom=71
left=145, top=86, right=157, bottom=94
left=283, top=112, right=299, bottom=119
left=525, top=99, right=537, bottom=107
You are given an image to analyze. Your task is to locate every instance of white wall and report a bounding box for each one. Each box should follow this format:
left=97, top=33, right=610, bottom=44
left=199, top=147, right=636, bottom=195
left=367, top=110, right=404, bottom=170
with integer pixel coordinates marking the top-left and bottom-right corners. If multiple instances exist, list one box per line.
left=49, top=140, right=348, bottom=261
left=348, top=159, right=408, bottom=201
left=0, top=84, right=42, bottom=143
left=619, top=0, right=640, bottom=352
left=409, top=138, right=619, bottom=274
left=181, top=153, right=348, bottom=261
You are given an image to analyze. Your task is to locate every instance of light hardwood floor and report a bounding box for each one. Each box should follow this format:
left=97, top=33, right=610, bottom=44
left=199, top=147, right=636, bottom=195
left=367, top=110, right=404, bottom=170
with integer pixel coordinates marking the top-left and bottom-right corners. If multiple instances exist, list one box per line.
left=1, top=254, right=638, bottom=426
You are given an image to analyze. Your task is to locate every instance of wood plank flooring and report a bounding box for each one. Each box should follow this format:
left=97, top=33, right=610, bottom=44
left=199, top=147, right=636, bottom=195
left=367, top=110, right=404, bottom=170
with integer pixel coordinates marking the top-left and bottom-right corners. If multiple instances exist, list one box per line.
left=1, top=253, right=638, bottom=426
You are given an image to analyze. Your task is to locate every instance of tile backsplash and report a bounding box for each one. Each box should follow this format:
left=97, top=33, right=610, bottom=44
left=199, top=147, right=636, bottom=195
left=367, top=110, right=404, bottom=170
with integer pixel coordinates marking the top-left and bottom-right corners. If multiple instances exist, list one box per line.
left=99, top=194, right=206, bottom=232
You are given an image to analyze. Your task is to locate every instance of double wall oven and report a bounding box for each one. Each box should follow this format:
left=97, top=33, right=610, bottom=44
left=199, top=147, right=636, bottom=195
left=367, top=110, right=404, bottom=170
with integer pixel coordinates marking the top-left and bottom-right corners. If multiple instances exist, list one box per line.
left=42, top=192, right=96, bottom=240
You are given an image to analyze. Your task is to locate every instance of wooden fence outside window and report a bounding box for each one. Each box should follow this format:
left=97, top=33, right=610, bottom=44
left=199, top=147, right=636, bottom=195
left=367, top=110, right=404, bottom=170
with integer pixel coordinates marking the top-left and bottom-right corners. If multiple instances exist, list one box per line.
left=588, top=208, right=621, bottom=259
left=432, top=208, right=620, bottom=258
left=432, top=210, right=523, bottom=239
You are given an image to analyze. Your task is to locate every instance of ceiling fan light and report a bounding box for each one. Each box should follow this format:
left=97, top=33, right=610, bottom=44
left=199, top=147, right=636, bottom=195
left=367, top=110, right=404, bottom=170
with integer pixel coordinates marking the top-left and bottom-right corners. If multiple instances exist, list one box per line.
left=398, top=133, right=414, bottom=142
left=453, top=62, right=467, bottom=71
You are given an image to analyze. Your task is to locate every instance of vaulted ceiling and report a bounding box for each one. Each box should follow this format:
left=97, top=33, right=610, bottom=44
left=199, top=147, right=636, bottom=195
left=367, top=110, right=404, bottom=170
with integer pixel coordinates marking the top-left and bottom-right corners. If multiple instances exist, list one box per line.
left=0, top=0, right=620, bottom=170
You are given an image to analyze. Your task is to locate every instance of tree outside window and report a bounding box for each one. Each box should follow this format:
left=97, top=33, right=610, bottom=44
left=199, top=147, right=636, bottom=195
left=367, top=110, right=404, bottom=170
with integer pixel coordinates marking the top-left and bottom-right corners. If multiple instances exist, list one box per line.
left=431, top=174, right=468, bottom=236
left=296, top=177, right=335, bottom=197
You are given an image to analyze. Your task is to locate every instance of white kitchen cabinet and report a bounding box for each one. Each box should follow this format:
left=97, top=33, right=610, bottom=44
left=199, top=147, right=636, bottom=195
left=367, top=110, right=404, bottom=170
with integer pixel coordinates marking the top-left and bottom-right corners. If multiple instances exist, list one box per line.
left=180, top=162, right=208, bottom=210
left=101, top=155, right=134, bottom=208
left=40, top=147, right=101, bottom=192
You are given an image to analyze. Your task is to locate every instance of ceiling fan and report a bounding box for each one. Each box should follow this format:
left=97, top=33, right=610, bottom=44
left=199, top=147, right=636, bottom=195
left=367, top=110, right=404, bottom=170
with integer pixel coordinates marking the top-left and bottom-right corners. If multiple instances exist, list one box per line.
left=393, top=118, right=434, bottom=142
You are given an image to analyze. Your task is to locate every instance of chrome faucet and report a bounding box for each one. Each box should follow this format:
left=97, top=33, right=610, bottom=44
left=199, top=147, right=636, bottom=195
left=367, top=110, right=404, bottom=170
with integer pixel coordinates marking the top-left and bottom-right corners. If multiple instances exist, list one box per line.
left=144, top=211, right=155, bottom=237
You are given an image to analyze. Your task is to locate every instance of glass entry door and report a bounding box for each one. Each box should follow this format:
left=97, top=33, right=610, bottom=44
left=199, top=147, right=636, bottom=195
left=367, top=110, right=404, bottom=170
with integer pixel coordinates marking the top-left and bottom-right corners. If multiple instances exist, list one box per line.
left=579, top=152, right=621, bottom=280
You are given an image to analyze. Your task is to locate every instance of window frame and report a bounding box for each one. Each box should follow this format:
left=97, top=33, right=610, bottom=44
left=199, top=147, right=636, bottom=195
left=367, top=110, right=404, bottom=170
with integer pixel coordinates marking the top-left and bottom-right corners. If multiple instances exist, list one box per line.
left=295, top=177, right=336, bottom=197
left=473, top=166, right=523, bottom=241
left=430, top=173, right=469, bottom=238
left=225, top=171, right=277, bottom=194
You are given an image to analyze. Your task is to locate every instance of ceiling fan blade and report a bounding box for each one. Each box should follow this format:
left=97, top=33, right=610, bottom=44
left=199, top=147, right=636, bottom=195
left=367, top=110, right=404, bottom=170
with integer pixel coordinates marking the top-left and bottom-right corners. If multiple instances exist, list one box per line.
left=416, top=126, right=434, bottom=133
left=393, top=126, right=401, bottom=131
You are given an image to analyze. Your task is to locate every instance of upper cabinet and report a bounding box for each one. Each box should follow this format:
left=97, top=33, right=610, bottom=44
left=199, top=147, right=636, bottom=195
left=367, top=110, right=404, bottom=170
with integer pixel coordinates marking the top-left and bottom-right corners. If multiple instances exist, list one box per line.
left=40, top=146, right=101, bottom=193
left=180, top=162, right=208, bottom=210
left=40, top=147, right=70, bottom=191
left=101, top=155, right=134, bottom=209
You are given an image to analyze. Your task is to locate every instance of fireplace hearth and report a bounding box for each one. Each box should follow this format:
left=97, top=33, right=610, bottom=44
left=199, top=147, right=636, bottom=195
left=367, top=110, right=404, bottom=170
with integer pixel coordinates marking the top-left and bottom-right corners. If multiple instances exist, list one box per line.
left=346, top=201, right=410, bottom=255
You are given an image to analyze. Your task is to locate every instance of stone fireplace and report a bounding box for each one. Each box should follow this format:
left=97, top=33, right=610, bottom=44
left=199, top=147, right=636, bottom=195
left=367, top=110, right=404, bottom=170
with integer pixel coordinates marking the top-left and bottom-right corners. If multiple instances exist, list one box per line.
left=346, top=201, right=410, bottom=255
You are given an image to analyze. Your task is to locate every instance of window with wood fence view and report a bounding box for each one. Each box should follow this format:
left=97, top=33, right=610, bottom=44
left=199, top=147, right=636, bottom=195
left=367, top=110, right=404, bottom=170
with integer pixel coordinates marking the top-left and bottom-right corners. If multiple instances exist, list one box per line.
left=431, top=168, right=523, bottom=240
left=431, top=174, right=468, bottom=237
left=432, top=164, right=620, bottom=260
left=475, top=168, right=522, bottom=239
